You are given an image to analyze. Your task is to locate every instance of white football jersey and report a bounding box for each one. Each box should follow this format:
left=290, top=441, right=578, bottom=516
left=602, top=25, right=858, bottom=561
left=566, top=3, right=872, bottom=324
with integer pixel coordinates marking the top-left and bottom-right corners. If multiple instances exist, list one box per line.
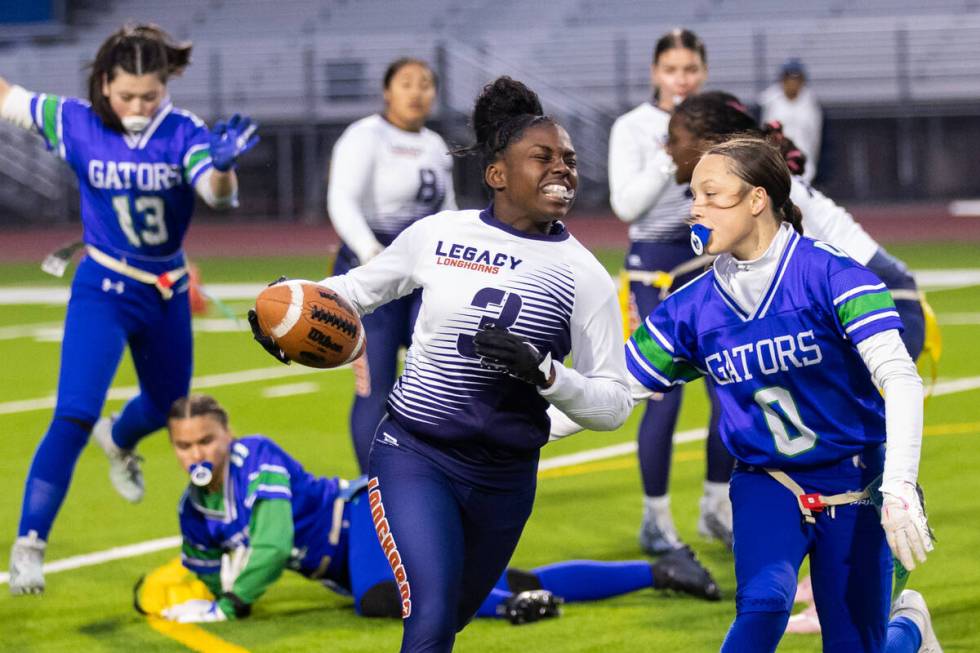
left=322, top=208, right=631, bottom=454
left=608, top=102, right=691, bottom=243
left=793, top=177, right=880, bottom=265
left=327, top=114, right=456, bottom=262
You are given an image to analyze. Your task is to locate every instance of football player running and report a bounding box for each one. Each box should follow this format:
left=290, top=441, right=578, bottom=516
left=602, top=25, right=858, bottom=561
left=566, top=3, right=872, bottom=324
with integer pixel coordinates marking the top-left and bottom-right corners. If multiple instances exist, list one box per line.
left=608, top=28, right=734, bottom=556
left=154, top=395, right=720, bottom=624
left=626, top=137, right=936, bottom=652
left=327, top=57, right=456, bottom=474
left=253, top=77, right=634, bottom=652
left=2, top=23, right=258, bottom=595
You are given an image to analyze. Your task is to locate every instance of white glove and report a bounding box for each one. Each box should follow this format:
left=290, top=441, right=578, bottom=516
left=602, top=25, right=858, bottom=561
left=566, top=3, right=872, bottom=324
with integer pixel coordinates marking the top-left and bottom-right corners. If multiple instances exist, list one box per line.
left=880, top=481, right=934, bottom=570
left=221, top=546, right=250, bottom=593
left=161, top=598, right=229, bottom=623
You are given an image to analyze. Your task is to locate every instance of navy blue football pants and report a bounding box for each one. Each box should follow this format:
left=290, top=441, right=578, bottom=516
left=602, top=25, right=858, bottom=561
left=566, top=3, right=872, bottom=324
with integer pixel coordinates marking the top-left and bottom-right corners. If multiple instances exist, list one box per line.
left=627, top=240, right=730, bottom=496
left=18, top=255, right=192, bottom=540
left=367, top=418, right=536, bottom=653
left=333, top=244, right=421, bottom=473
left=722, top=448, right=892, bottom=652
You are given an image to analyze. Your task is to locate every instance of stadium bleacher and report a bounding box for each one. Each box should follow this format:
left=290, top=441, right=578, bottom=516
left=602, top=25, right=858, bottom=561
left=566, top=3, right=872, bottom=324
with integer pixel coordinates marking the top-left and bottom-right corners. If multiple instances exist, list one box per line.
left=2, top=0, right=980, bottom=217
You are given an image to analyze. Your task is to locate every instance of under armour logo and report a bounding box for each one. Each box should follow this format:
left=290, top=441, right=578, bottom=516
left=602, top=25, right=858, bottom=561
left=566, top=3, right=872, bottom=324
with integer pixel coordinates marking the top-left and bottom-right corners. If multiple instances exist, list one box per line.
left=101, top=278, right=124, bottom=294
left=381, top=432, right=399, bottom=447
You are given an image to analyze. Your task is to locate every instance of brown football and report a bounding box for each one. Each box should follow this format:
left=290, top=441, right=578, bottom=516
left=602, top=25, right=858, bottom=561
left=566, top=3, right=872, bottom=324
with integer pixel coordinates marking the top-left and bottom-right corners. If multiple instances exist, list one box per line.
left=253, top=280, right=365, bottom=369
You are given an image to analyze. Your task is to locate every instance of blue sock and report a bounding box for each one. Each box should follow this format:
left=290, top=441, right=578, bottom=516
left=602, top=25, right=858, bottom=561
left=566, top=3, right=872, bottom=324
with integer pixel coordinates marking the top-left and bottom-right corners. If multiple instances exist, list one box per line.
left=534, top=560, right=653, bottom=602
left=720, top=611, right=788, bottom=653
left=18, top=417, right=91, bottom=540
left=885, top=615, right=922, bottom=653
left=112, top=395, right=166, bottom=450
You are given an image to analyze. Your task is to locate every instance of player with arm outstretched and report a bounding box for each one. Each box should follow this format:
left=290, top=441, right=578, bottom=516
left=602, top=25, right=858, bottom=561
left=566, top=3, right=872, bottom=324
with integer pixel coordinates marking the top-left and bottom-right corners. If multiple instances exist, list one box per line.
left=2, top=23, right=258, bottom=595
left=608, top=28, right=734, bottom=555
left=155, top=395, right=719, bottom=625
left=627, top=136, right=937, bottom=652
left=327, top=57, right=456, bottom=473
left=254, top=77, right=632, bottom=652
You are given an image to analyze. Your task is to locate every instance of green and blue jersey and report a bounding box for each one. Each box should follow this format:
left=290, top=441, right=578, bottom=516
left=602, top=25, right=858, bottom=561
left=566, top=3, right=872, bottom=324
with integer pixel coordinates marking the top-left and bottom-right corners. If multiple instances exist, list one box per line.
left=627, top=233, right=904, bottom=469
left=29, top=94, right=212, bottom=259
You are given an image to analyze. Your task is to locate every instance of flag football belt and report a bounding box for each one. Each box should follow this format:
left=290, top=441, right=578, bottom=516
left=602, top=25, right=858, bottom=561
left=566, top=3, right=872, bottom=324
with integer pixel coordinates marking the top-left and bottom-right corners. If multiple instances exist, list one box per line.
left=86, top=245, right=188, bottom=300
left=622, top=254, right=717, bottom=300
left=764, top=468, right=869, bottom=524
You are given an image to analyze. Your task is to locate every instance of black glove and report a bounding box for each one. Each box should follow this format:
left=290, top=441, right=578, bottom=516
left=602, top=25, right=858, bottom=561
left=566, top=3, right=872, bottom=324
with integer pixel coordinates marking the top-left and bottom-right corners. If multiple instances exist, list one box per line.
left=472, top=327, right=553, bottom=386
left=248, top=276, right=291, bottom=365
left=247, top=309, right=289, bottom=365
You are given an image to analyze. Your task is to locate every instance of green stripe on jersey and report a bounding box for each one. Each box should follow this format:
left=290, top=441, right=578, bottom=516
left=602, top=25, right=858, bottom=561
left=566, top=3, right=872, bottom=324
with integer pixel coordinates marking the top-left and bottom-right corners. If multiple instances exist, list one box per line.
left=41, top=95, right=60, bottom=150
left=246, top=471, right=290, bottom=497
left=837, top=290, right=895, bottom=326
left=182, top=541, right=222, bottom=561
left=184, top=148, right=211, bottom=181
left=632, top=325, right=700, bottom=383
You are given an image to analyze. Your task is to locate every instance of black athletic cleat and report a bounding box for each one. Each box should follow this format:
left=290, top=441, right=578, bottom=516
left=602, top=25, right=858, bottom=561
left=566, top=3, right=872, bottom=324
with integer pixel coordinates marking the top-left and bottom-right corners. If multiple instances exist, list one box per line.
left=497, top=589, right=564, bottom=625
left=651, top=545, right=722, bottom=601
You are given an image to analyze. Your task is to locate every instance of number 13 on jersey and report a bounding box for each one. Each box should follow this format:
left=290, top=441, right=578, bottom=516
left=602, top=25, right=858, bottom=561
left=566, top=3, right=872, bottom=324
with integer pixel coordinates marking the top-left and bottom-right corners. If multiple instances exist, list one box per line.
left=112, top=195, right=168, bottom=247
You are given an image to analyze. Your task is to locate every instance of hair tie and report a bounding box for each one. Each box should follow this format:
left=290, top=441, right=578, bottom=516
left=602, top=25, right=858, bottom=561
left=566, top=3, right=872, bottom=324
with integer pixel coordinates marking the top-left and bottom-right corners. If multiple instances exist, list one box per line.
left=725, top=99, right=750, bottom=115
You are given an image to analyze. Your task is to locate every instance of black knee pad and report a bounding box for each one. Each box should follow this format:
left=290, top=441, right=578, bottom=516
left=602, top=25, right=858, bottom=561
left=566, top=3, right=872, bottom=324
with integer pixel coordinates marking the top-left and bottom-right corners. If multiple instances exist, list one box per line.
left=358, top=580, right=402, bottom=618
left=59, top=415, right=95, bottom=433
left=505, top=568, right=542, bottom=594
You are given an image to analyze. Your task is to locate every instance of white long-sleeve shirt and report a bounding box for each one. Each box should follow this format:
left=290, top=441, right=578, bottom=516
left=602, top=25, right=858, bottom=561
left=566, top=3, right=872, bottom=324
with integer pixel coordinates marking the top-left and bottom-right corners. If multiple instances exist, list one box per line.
left=608, top=102, right=691, bottom=242
left=793, top=176, right=880, bottom=265
left=322, top=208, right=631, bottom=454
left=759, top=85, right=823, bottom=184
left=326, top=114, right=455, bottom=263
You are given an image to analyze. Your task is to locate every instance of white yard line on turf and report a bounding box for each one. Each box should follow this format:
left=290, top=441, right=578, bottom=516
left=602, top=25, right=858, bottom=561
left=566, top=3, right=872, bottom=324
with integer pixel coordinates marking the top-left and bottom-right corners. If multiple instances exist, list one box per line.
left=3, top=270, right=980, bottom=305
left=0, top=364, right=343, bottom=416
left=1, top=374, right=979, bottom=586
left=261, top=382, right=320, bottom=398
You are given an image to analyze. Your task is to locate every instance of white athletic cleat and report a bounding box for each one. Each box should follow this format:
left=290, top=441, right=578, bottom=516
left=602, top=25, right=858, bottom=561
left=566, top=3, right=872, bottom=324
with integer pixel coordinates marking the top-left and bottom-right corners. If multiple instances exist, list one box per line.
left=639, top=496, right=683, bottom=556
left=891, top=589, right=943, bottom=653
left=9, top=531, right=46, bottom=595
left=92, top=416, right=144, bottom=503
left=697, top=488, right=734, bottom=550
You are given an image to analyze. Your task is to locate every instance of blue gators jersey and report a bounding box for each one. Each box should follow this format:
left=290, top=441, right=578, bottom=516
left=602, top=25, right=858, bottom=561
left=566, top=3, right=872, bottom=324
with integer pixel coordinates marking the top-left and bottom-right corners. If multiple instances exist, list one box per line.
left=29, top=94, right=213, bottom=260
left=179, top=436, right=345, bottom=579
left=627, top=233, right=904, bottom=469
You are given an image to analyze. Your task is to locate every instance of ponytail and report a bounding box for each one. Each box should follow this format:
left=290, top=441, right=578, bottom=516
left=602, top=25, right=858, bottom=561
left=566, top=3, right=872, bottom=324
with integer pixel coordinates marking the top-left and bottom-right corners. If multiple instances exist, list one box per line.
left=761, top=121, right=807, bottom=178
left=780, top=196, right=804, bottom=234
left=452, top=76, right=555, bottom=169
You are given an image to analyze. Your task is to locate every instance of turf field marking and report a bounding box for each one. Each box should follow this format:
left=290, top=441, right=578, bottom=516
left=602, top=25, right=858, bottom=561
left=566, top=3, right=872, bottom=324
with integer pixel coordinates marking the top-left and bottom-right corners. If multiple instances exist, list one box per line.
left=0, top=364, right=343, bottom=416
left=147, top=617, right=251, bottom=653
left=0, top=535, right=180, bottom=584
left=261, top=382, right=320, bottom=398
left=2, top=270, right=980, bottom=305
left=938, top=312, right=980, bottom=325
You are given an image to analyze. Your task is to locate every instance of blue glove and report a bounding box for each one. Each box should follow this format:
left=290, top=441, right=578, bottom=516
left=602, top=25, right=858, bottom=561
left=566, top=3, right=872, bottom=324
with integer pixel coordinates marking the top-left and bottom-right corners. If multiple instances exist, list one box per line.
left=210, top=113, right=259, bottom=172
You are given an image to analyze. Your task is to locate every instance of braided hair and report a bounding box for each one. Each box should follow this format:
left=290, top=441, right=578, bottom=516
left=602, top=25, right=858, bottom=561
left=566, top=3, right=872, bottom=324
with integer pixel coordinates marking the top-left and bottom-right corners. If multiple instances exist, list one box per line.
left=453, top=76, right=556, bottom=170
left=88, top=23, right=192, bottom=132
left=674, top=91, right=808, bottom=178
left=167, top=394, right=229, bottom=429
left=705, top=136, right=804, bottom=234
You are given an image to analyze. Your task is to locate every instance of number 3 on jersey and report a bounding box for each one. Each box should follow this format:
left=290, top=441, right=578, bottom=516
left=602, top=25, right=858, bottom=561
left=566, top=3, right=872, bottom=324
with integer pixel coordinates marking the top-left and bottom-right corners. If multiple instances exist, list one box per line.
left=754, top=386, right=819, bottom=456
left=456, top=288, right=523, bottom=358
left=112, top=195, right=168, bottom=247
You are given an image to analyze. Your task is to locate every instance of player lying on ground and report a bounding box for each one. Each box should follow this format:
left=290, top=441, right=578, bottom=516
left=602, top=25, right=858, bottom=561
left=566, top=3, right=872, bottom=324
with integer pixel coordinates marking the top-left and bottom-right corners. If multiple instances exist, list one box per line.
left=155, top=395, right=721, bottom=624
